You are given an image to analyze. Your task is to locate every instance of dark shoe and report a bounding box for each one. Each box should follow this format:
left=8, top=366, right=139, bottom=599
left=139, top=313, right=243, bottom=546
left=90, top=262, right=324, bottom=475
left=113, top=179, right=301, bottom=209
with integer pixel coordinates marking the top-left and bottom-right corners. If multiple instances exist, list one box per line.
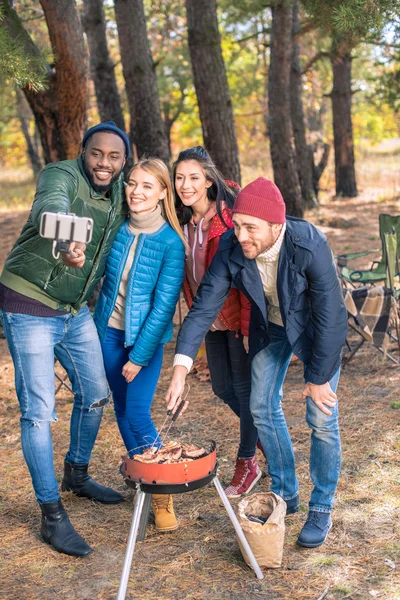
left=62, top=461, right=124, bottom=504
left=40, top=500, right=93, bottom=557
left=297, top=511, right=332, bottom=547
left=285, top=495, right=300, bottom=515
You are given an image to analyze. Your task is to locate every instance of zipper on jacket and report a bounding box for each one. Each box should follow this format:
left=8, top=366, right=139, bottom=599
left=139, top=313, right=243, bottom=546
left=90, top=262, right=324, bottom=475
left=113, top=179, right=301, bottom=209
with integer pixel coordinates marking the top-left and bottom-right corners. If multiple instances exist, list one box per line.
left=108, top=229, right=136, bottom=338
left=192, top=224, right=197, bottom=282
left=190, top=218, right=205, bottom=283
left=78, top=203, right=117, bottom=307
left=124, top=233, right=146, bottom=345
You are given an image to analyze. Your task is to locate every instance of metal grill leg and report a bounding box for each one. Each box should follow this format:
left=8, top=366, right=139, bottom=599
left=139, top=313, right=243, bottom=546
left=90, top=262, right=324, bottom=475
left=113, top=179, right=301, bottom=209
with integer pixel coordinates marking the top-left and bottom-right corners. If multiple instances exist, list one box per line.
left=137, top=492, right=152, bottom=541
left=117, top=488, right=146, bottom=600
left=213, top=476, right=264, bottom=580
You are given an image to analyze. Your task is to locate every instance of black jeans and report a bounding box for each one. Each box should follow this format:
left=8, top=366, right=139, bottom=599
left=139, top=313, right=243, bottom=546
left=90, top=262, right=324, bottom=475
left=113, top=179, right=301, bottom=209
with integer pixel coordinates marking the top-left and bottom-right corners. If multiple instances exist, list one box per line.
left=205, top=330, right=258, bottom=459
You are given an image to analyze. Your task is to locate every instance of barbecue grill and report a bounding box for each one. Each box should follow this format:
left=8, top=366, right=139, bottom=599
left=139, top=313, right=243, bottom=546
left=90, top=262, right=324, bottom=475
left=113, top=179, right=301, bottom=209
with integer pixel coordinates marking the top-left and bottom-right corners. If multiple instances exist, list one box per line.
left=116, top=440, right=264, bottom=600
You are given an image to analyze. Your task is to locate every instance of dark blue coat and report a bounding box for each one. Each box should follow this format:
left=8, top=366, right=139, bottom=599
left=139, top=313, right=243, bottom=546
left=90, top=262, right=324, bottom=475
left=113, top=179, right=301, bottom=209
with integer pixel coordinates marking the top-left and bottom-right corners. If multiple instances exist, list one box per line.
left=176, top=216, right=347, bottom=385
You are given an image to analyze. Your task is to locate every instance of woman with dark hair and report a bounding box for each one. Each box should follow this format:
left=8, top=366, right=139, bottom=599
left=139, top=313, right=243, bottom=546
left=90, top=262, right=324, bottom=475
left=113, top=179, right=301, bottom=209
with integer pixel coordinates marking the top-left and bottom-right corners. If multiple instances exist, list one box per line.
left=173, top=146, right=262, bottom=497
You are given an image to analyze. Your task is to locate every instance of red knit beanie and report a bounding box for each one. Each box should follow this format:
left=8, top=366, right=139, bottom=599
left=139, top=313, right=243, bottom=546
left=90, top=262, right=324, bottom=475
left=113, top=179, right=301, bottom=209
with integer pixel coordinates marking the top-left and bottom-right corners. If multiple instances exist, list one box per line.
left=233, top=177, right=286, bottom=224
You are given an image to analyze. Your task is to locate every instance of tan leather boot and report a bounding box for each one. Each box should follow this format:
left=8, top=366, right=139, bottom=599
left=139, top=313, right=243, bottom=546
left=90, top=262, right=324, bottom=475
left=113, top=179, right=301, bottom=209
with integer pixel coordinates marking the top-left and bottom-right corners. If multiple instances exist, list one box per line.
left=151, top=494, right=178, bottom=532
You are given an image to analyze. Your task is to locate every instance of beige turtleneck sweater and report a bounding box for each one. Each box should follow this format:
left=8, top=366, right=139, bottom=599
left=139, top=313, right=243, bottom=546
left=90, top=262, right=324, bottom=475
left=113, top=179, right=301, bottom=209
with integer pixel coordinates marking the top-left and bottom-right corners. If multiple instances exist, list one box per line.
left=109, top=205, right=165, bottom=330
left=255, top=222, right=286, bottom=326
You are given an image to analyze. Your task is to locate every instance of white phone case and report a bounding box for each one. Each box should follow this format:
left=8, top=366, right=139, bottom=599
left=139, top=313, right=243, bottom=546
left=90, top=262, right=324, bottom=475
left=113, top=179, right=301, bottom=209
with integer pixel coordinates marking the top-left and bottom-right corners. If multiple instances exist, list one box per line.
left=39, top=212, right=94, bottom=244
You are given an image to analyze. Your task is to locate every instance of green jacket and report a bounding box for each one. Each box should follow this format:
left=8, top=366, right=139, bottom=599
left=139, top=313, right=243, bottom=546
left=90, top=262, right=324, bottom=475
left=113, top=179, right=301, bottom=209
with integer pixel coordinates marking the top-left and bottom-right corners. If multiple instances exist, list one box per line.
left=1, top=157, right=128, bottom=314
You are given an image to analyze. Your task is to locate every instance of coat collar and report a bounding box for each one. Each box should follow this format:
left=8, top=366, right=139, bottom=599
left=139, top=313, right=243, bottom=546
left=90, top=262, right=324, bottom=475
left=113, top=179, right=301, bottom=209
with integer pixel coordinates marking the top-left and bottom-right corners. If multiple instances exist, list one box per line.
left=228, top=237, right=268, bottom=322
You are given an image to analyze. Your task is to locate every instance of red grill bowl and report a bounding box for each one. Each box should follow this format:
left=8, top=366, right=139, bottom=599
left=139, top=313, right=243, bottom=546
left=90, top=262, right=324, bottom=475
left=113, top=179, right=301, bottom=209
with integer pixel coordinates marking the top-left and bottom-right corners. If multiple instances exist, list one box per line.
left=122, top=441, right=217, bottom=486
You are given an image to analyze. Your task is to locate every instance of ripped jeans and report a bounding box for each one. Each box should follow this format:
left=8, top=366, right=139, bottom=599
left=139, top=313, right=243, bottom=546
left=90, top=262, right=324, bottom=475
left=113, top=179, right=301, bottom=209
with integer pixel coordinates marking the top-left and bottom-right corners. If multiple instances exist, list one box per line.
left=1, top=306, right=110, bottom=504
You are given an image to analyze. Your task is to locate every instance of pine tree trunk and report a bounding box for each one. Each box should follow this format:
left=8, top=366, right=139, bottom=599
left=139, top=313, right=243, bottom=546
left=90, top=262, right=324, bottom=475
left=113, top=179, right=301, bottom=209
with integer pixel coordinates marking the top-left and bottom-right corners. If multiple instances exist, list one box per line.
left=290, top=1, right=316, bottom=209
left=268, top=2, right=303, bottom=217
left=81, top=0, right=126, bottom=131
left=331, top=49, right=358, bottom=197
left=2, top=0, right=88, bottom=163
left=185, top=0, right=241, bottom=184
left=39, top=0, right=88, bottom=159
left=16, top=89, right=43, bottom=178
left=114, top=0, right=170, bottom=163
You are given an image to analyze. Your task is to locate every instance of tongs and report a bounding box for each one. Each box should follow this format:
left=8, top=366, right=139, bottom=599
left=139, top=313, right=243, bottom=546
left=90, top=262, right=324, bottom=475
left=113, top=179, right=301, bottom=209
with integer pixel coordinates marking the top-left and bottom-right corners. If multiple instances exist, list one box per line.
left=152, top=384, right=190, bottom=452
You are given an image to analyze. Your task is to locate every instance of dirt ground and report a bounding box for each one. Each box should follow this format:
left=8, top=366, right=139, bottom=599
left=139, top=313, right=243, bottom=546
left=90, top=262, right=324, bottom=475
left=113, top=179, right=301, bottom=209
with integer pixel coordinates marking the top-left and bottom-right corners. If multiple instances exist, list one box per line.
left=0, top=187, right=400, bottom=600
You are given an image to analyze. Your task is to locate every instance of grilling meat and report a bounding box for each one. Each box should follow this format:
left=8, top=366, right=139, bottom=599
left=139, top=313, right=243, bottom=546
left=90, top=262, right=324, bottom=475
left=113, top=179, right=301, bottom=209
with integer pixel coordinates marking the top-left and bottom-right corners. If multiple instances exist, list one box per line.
left=132, top=440, right=206, bottom=464
left=181, top=443, right=206, bottom=458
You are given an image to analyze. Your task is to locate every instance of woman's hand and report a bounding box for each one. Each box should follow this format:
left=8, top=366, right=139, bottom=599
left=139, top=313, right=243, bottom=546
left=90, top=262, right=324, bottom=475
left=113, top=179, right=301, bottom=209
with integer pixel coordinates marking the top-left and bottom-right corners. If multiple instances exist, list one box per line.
left=122, top=361, right=142, bottom=383
left=165, top=366, right=189, bottom=415
left=243, top=335, right=249, bottom=354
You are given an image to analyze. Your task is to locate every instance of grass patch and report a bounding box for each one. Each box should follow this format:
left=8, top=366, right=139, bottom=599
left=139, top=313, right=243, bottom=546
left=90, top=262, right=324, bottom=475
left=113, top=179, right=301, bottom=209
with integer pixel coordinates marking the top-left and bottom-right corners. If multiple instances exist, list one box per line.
left=385, top=543, right=400, bottom=557
left=332, top=582, right=352, bottom=595
left=308, top=554, right=337, bottom=566
left=390, top=402, right=400, bottom=409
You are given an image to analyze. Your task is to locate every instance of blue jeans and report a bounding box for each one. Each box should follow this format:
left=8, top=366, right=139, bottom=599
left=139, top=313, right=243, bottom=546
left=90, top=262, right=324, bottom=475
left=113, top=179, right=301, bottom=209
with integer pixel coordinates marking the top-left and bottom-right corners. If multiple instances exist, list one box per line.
left=250, top=322, right=341, bottom=513
left=205, top=330, right=258, bottom=459
left=1, top=306, right=110, bottom=504
left=100, top=327, right=163, bottom=457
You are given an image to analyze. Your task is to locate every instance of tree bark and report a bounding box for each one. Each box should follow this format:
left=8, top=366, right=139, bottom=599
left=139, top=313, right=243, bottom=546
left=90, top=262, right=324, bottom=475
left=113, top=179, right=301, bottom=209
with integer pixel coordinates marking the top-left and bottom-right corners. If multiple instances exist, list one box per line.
left=40, top=0, right=88, bottom=159
left=290, top=0, right=316, bottom=209
left=1, top=0, right=88, bottom=163
left=331, top=46, right=357, bottom=197
left=16, top=88, right=43, bottom=178
left=81, top=0, right=126, bottom=131
left=185, top=0, right=241, bottom=183
left=308, top=141, right=330, bottom=200
left=114, top=0, right=170, bottom=163
left=268, top=2, right=303, bottom=217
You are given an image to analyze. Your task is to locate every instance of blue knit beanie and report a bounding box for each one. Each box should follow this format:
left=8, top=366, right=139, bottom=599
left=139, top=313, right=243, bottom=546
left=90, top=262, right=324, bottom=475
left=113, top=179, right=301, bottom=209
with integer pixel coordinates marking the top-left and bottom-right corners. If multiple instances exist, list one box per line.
left=82, top=121, right=130, bottom=158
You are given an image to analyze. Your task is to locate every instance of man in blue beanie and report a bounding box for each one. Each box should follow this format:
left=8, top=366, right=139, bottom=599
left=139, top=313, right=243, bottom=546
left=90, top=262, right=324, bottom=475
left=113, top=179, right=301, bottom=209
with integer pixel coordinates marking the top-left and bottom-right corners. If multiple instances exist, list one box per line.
left=0, top=122, right=130, bottom=557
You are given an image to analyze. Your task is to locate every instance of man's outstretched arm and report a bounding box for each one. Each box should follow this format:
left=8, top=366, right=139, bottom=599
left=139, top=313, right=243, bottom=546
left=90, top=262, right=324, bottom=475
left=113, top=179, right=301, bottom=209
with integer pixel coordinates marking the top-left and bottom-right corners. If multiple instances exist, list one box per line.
left=166, top=248, right=233, bottom=414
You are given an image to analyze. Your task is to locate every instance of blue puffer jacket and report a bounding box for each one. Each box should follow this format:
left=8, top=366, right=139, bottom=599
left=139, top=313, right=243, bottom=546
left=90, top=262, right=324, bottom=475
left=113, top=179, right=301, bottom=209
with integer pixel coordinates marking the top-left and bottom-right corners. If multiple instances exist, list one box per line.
left=94, top=220, right=185, bottom=366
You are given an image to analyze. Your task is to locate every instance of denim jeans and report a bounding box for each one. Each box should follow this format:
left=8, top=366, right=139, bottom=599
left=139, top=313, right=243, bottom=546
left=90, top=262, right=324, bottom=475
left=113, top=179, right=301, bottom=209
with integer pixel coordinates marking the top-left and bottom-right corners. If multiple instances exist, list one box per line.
left=250, top=322, right=341, bottom=513
left=100, top=327, right=163, bottom=457
left=205, top=330, right=258, bottom=459
left=1, top=306, right=110, bottom=504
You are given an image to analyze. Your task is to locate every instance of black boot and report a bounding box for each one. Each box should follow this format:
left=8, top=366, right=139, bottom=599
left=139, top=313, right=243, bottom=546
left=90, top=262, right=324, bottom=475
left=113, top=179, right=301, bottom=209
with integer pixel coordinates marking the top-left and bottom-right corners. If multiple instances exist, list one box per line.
left=62, top=461, right=124, bottom=504
left=40, top=500, right=93, bottom=557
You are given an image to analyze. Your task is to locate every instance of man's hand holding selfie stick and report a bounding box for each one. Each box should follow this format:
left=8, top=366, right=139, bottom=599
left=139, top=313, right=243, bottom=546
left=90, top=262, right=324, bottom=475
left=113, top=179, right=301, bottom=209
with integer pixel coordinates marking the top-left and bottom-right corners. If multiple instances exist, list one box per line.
left=61, top=242, right=87, bottom=268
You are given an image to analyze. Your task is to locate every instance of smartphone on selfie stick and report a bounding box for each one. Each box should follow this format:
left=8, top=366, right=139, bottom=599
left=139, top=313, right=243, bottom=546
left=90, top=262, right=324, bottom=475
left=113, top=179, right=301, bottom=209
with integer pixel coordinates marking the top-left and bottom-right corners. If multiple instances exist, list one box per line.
left=39, top=212, right=94, bottom=260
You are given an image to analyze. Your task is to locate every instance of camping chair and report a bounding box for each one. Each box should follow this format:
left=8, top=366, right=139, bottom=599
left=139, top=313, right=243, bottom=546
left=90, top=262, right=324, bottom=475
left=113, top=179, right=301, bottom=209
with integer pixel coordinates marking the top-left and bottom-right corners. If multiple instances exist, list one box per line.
left=342, top=229, right=400, bottom=366
left=54, top=359, right=73, bottom=395
left=337, top=213, right=400, bottom=288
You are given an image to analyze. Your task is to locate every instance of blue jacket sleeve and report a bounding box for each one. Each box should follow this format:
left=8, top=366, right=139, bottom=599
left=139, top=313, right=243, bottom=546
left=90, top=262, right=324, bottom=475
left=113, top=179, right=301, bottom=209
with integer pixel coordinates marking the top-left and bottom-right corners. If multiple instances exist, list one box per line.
left=175, top=247, right=233, bottom=360
left=304, top=239, right=348, bottom=384
left=128, top=241, right=185, bottom=366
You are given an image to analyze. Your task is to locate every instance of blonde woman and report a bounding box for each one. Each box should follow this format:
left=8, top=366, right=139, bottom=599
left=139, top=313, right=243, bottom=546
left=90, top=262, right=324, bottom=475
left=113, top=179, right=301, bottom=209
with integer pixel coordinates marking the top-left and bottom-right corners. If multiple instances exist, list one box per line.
left=94, top=158, right=186, bottom=532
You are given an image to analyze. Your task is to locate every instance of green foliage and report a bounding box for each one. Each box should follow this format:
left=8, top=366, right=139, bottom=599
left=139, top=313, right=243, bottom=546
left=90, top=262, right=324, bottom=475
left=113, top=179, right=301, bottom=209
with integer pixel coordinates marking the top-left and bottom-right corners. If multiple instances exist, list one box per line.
left=0, top=5, right=48, bottom=92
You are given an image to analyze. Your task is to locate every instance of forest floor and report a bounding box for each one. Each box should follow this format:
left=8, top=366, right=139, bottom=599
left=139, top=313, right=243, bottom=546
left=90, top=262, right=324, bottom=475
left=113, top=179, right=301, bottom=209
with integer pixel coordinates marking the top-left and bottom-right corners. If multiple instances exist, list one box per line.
left=0, top=157, right=400, bottom=600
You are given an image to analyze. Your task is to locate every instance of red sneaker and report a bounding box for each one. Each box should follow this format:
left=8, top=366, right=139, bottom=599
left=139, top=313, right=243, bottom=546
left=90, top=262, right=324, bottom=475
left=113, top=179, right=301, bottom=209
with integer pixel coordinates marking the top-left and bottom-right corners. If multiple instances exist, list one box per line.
left=224, top=456, right=262, bottom=498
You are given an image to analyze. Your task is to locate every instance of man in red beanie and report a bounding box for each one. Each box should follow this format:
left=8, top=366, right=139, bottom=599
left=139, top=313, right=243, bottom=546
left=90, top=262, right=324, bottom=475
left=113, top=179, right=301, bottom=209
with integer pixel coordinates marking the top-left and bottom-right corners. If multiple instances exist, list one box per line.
left=167, top=177, right=348, bottom=548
